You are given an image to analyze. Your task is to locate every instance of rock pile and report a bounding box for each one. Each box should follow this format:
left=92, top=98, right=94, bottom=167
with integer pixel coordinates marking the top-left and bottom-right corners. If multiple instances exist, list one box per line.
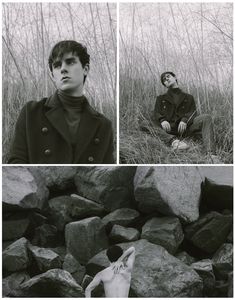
left=2, top=166, right=233, bottom=297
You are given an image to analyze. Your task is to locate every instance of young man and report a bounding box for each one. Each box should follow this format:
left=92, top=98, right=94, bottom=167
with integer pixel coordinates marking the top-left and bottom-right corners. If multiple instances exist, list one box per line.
left=8, top=40, right=114, bottom=164
left=85, top=246, right=135, bottom=298
left=153, top=71, right=215, bottom=152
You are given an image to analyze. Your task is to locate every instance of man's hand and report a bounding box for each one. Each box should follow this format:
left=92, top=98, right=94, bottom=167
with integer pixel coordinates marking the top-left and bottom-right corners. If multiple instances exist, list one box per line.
left=112, top=261, right=124, bottom=274
left=178, top=121, right=187, bottom=135
left=161, top=121, right=171, bottom=132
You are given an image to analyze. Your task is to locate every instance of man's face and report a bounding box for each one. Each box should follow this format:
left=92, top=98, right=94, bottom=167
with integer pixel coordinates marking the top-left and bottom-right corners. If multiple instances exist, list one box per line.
left=162, top=73, right=177, bottom=88
left=51, top=52, right=89, bottom=95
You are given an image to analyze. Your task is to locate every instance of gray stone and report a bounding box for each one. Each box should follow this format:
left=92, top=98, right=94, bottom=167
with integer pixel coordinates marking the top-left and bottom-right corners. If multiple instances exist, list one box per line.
left=49, top=246, right=67, bottom=263
left=74, top=166, right=136, bottom=211
left=199, top=166, right=233, bottom=186
left=18, top=269, right=84, bottom=297
left=227, top=230, right=233, bottom=243
left=228, top=272, right=233, bottom=297
left=175, top=251, right=196, bottom=265
left=32, top=224, right=62, bottom=247
left=134, top=166, right=202, bottom=223
left=102, top=208, right=140, bottom=227
left=191, top=259, right=215, bottom=296
left=63, top=253, right=86, bottom=285
left=2, top=271, right=30, bottom=297
left=3, top=217, right=29, bottom=241
left=3, top=237, right=30, bottom=272
left=49, top=194, right=105, bottom=230
left=141, top=217, right=184, bottom=254
left=110, top=225, right=140, bottom=242
left=212, top=243, right=233, bottom=280
left=29, top=245, right=61, bottom=272
left=87, top=240, right=203, bottom=297
left=65, top=217, right=108, bottom=264
left=30, top=166, right=78, bottom=190
left=185, top=212, right=232, bottom=254
left=3, top=166, right=49, bottom=211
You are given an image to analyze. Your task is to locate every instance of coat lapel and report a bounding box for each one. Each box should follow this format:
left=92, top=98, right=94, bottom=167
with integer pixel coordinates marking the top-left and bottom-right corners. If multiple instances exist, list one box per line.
left=44, top=92, right=71, bottom=144
left=73, top=104, right=101, bottom=162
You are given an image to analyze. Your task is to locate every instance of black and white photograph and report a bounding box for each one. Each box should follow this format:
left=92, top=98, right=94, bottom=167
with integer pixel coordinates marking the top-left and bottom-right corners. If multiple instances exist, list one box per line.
left=2, top=2, right=117, bottom=164
left=2, top=166, right=233, bottom=297
left=119, top=3, right=233, bottom=164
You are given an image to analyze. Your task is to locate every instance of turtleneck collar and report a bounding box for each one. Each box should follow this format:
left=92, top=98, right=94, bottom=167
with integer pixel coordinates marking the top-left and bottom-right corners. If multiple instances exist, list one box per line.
left=58, top=89, right=86, bottom=110
left=168, top=87, right=181, bottom=95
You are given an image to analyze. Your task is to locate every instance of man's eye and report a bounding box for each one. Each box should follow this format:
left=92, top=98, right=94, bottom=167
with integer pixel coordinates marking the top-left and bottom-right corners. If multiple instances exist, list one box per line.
left=68, top=60, right=75, bottom=65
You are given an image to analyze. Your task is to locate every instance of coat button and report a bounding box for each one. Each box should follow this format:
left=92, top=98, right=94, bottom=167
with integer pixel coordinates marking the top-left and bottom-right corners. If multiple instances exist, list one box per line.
left=163, top=106, right=166, bottom=109
left=44, top=149, right=51, bottom=156
left=182, top=106, right=185, bottom=109
left=88, top=156, right=94, bottom=162
left=94, top=138, right=100, bottom=144
left=42, top=127, right=48, bottom=133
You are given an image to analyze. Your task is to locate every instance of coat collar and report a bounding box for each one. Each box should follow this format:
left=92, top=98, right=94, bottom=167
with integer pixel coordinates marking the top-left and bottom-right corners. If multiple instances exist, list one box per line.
left=44, top=91, right=103, bottom=159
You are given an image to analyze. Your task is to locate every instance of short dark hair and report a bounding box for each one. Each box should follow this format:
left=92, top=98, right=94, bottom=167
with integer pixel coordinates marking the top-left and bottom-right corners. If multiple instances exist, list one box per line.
left=48, top=40, right=90, bottom=82
left=106, top=245, right=123, bottom=262
left=160, top=71, right=177, bottom=86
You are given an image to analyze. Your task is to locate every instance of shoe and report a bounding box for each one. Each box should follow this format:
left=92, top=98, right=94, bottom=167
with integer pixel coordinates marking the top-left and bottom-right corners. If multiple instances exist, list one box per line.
left=172, top=139, right=189, bottom=150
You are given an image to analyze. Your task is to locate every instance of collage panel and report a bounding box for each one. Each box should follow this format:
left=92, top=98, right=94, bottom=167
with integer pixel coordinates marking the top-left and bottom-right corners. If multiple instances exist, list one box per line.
left=2, top=2, right=117, bottom=164
left=2, top=165, right=233, bottom=297
left=119, top=3, right=233, bottom=164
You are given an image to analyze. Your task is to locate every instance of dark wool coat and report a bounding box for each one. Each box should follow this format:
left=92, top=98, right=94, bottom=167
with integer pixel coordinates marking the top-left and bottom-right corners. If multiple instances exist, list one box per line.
left=154, top=89, right=197, bottom=129
left=8, top=92, right=115, bottom=164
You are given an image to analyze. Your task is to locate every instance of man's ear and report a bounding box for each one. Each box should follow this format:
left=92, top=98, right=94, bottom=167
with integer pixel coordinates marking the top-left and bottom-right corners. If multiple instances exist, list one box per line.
left=83, top=63, right=89, bottom=76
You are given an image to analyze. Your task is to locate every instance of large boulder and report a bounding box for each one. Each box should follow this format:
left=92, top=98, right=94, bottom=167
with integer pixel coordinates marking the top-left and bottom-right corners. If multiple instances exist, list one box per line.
left=32, top=224, right=62, bottom=247
left=185, top=212, right=232, bottom=254
left=191, top=259, right=215, bottom=296
left=30, top=166, right=78, bottom=190
left=48, top=194, right=105, bottom=230
left=134, top=166, right=201, bottom=223
left=65, top=217, right=108, bottom=264
left=109, top=225, right=140, bottom=243
left=18, top=269, right=84, bottom=297
left=141, top=217, right=184, bottom=254
left=2, top=167, right=49, bottom=211
left=2, top=271, right=30, bottom=297
left=175, top=251, right=196, bottom=265
left=212, top=243, right=233, bottom=280
left=3, top=217, right=29, bottom=241
left=28, top=245, right=61, bottom=272
left=3, top=237, right=30, bottom=272
left=63, top=253, right=86, bottom=285
left=74, top=167, right=136, bottom=211
left=87, top=240, right=203, bottom=297
left=102, top=208, right=140, bottom=228
left=199, top=166, right=233, bottom=186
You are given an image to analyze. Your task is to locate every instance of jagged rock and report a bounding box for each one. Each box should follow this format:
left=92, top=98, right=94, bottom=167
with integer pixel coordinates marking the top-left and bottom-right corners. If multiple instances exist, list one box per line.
left=228, top=272, right=233, bottom=297
left=134, top=166, right=201, bottom=223
left=28, top=245, right=61, bottom=272
left=63, top=253, right=86, bottom=284
left=31, top=224, right=62, bottom=247
left=30, top=166, right=78, bottom=190
left=109, top=225, right=139, bottom=243
left=185, top=212, right=232, bottom=254
left=65, top=217, right=108, bottom=264
left=191, top=259, right=215, bottom=296
left=49, top=246, right=67, bottom=263
left=2, top=166, right=49, bottom=212
left=87, top=239, right=203, bottom=297
left=199, top=166, right=233, bottom=186
left=74, top=166, right=136, bottom=211
left=141, top=217, right=184, bottom=254
left=81, top=274, right=104, bottom=297
left=212, top=243, right=233, bottom=280
left=227, top=230, right=233, bottom=243
left=3, top=237, right=30, bottom=272
left=48, top=194, right=105, bottom=230
left=2, top=271, right=30, bottom=297
left=175, top=251, right=196, bottom=265
left=3, top=217, right=29, bottom=241
left=102, top=208, right=140, bottom=227
left=214, top=280, right=229, bottom=297
left=18, top=269, right=84, bottom=297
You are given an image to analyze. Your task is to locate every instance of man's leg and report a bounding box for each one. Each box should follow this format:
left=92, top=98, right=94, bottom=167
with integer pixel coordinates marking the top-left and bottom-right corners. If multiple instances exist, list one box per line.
left=187, top=114, right=215, bottom=152
left=139, top=120, right=175, bottom=145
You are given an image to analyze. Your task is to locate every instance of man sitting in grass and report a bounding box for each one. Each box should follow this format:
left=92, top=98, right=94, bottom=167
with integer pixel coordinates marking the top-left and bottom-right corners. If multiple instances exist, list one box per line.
left=85, top=246, right=135, bottom=297
left=142, top=71, right=218, bottom=160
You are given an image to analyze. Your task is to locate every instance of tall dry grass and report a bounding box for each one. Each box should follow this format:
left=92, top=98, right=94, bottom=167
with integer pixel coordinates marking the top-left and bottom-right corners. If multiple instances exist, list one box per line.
left=2, top=3, right=116, bottom=163
left=119, top=3, right=233, bottom=164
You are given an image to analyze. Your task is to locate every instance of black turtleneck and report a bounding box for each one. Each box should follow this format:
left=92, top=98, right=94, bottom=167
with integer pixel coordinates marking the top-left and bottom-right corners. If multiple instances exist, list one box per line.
left=58, top=90, right=86, bottom=145
left=168, top=88, right=181, bottom=105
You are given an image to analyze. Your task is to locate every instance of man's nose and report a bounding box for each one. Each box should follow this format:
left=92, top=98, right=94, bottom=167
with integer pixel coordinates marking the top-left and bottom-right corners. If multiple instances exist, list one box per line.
left=61, top=62, right=68, bottom=73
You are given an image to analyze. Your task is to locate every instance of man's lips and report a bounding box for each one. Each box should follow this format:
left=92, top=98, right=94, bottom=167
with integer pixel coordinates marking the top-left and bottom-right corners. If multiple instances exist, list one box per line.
left=61, top=76, right=71, bottom=81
